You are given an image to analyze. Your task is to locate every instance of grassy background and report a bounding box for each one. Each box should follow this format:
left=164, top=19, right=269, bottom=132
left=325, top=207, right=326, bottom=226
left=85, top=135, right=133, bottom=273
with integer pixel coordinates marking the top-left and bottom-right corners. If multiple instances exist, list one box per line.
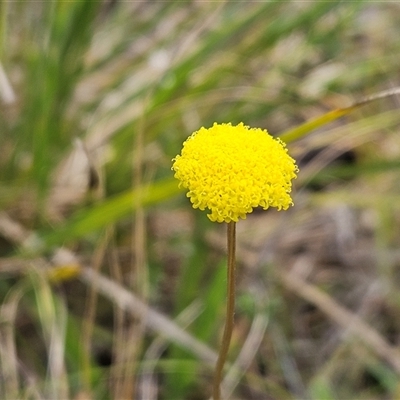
left=1, top=1, right=400, bottom=399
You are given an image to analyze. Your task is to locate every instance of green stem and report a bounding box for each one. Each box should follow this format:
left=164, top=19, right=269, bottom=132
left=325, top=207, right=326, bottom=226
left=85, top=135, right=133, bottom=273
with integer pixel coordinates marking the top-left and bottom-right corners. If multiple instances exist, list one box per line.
left=212, top=221, right=236, bottom=400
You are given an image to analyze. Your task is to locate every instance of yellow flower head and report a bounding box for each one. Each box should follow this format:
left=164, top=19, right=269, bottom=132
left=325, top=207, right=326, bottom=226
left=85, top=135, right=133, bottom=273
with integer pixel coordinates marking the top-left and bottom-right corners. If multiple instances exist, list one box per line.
left=172, top=122, right=298, bottom=223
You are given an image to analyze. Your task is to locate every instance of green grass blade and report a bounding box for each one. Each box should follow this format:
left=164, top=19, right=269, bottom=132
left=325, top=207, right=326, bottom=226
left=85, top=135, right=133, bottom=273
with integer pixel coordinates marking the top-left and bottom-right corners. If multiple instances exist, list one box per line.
left=42, top=178, right=180, bottom=246
left=279, top=87, right=400, bottom=143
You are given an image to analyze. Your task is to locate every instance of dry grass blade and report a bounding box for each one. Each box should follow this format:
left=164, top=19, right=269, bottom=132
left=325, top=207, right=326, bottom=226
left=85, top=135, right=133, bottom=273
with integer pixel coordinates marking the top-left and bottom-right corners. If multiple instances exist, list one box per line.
left=138, top=299, right=204, bottom=400
left=0, top=62, right=16, bottom=104
left=280, top=268, right=400, bottom=374
left=356, top=86, right=400, bottom=106
left=0, top=284, right=26, bottom=399
left=79, top=267, right=218, bottom=367
left=0, top=213, right=218, bottom=368
left=29, top=270, right=69, bottom=399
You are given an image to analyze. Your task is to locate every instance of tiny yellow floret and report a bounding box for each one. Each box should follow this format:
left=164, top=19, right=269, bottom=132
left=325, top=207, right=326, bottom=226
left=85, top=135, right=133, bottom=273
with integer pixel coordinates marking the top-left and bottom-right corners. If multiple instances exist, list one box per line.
left=172, top=122, right=298, bottom=223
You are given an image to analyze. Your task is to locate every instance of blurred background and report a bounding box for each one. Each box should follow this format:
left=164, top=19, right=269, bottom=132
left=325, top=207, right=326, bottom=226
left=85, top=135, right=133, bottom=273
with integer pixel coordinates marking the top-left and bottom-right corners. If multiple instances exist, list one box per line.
left=1, top=1, right=400, bottom=399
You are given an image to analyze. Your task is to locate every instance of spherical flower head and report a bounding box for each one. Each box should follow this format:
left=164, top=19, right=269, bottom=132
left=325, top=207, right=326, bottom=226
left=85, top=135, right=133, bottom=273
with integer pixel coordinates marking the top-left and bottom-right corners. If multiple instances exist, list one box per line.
left=172, top=122, right=298, bottom=223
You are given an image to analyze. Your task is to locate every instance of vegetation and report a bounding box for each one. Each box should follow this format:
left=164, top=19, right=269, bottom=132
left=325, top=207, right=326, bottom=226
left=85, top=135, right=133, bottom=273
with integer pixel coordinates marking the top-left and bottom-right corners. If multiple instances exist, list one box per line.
left=1, top=1, right=400, bottom=399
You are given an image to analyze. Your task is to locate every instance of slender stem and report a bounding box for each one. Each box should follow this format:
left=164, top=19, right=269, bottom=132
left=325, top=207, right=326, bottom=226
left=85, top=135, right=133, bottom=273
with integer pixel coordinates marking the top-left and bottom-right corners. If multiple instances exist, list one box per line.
left=212, top=221, right=236, bottom=400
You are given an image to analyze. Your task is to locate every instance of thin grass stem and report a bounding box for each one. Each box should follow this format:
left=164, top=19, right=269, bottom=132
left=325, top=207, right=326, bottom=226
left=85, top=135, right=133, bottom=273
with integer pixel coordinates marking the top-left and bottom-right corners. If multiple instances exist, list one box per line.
left=212, top=221, right=236, bottom=400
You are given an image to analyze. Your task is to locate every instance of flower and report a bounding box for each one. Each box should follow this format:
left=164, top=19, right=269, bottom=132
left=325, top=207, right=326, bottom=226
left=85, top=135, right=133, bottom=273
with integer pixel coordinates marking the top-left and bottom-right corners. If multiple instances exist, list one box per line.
left=172, top=122, right=298, bottom=223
